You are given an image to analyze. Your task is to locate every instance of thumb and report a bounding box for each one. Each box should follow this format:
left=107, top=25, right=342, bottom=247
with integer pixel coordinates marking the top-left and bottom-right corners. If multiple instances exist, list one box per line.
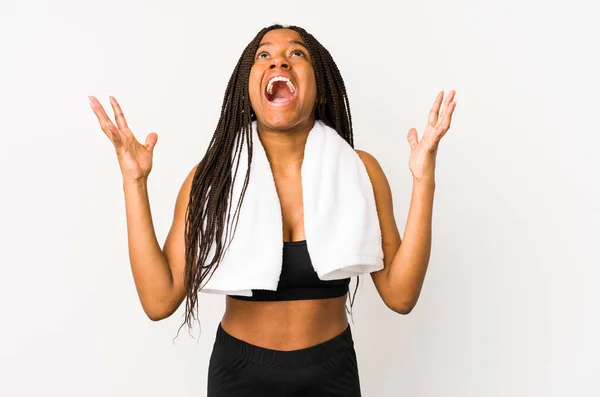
left=145, top=132, right=158, bottom=153
left=407, top=128, right=419, bottom=150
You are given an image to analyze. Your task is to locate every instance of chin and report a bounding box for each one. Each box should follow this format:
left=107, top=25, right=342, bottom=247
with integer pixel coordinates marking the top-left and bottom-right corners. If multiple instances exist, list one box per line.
left=257, top=110, right=312, bottom=132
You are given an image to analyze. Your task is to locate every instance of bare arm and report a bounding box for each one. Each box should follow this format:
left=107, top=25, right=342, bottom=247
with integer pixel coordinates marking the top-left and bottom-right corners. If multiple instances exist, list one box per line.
left=123, top=165, right=197, bottom=321
left=357, top=149, right=434, bottom=314
left=88, top=95, right=196, bottom=321
left=359, top=90, right=456, bottom=314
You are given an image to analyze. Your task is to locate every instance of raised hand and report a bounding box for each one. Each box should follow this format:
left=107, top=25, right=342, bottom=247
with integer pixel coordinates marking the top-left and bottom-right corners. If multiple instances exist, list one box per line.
left=89, top=96, right=158, bottom=183
left=407, top=90, right=457, bottom=182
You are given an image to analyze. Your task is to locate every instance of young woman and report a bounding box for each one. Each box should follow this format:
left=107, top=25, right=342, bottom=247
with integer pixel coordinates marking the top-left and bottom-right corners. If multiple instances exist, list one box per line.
left=89, top=24, right=456, bottom=397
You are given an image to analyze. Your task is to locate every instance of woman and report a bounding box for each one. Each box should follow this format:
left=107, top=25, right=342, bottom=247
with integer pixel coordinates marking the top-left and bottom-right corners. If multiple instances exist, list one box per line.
left=89, top=24, right=456, bottom=397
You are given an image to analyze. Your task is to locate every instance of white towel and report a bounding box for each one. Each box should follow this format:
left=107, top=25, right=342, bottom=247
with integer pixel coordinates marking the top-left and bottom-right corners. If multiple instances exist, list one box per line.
left=200, top=120, right=384, bottom=296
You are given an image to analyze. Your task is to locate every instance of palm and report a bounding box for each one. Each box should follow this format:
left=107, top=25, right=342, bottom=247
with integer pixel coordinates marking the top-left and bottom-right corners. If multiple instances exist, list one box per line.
left=89, top=96, right=158, bottom=182
left=407, top=90, right=456, bottom=180
left=117, top=128, right=153, bottom=178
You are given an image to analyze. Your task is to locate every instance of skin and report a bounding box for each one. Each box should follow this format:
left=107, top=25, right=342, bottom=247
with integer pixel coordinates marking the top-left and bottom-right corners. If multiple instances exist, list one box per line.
left=89, top=28, right=457, bottom=351
left=223, top=29, right=346, bottom=350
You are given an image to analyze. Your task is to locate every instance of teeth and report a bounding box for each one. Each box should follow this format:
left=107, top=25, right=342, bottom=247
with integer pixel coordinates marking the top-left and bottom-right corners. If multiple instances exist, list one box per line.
left=266, top=76, right=296, bottom=95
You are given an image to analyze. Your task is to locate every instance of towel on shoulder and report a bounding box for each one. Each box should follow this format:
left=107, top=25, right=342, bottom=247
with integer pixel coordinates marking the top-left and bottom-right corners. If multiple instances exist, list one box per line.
left=200, top=120, right=384, bottom=297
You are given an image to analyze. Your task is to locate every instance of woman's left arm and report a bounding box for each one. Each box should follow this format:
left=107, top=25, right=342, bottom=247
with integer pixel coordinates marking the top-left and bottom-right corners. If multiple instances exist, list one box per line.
left=357, top=90, right=457, bottom=314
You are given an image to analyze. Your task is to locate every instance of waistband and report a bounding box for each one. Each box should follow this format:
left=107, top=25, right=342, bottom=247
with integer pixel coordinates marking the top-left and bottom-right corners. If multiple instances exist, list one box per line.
left=214, top=322, right=354, bottom=367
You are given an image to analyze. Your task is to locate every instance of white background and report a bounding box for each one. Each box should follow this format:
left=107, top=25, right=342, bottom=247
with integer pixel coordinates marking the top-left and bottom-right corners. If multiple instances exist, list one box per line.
left=1, top=0, right=598, bottom=396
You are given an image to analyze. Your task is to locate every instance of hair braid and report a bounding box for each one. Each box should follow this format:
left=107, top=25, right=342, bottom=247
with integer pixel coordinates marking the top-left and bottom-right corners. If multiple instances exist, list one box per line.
left=176, top=24, right=360, bottom=338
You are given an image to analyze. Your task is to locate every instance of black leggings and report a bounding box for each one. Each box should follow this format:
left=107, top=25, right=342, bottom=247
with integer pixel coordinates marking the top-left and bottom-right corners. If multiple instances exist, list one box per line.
left=207, top=323, right=361, bottom=396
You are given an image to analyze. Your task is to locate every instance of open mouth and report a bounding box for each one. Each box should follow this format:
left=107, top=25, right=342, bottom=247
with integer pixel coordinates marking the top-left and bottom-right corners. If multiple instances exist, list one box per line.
left=265, top=75, right=297, bottom=104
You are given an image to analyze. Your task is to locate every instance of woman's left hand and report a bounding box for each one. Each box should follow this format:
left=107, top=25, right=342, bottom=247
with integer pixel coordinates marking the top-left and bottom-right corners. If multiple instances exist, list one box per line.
left=407, top=90, right=457, bottom=183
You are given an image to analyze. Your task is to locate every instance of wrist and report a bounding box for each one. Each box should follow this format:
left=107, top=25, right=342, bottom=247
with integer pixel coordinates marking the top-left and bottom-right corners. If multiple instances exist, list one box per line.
left=413, top=175, right=436, bottom=187
left=122, top=177, right=148, bottom=190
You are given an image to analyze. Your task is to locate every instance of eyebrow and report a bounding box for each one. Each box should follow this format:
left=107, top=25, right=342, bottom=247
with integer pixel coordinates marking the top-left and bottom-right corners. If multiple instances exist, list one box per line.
left=257, top=40, right=308, bottom=50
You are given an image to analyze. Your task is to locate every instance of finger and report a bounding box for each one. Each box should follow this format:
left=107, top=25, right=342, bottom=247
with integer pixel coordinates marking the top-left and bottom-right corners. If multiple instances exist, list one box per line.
left=407, top=128, right=419, bottom=150
left=439, top=91, right=457, bottom=129
left=145, top=132, right=158, bottom=153
left=109, top=96, right=129, bottom=130
left=89, top=96, right=117, bottom=141
left=441, top=101, right=457, bottom=132
left=89, top=96, right=113, bottom=125
left=436, top=101, right=457, bottom=141
left=428, top=91, right=444, bottom=127
left=437, top=90, right=456, bottom=128
left=105, top=118, right=123, bottom=147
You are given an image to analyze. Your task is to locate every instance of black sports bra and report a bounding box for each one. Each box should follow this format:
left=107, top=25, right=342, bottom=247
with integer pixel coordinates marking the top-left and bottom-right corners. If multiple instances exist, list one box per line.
left=228, top=240, right=350, bottom=301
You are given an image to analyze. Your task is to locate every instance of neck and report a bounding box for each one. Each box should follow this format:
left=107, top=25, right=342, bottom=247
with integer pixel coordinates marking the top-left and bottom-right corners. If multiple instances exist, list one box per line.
left=256, top=118, right=315, bottom=172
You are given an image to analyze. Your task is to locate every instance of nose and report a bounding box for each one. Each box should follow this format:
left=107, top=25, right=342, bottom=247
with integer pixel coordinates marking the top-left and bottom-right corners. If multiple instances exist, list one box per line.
left=269, top=56, right=289, bottom=70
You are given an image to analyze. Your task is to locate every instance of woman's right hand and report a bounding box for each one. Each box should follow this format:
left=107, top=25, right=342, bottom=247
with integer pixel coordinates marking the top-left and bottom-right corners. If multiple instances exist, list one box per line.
left=89, top=96, right=158, bottom=183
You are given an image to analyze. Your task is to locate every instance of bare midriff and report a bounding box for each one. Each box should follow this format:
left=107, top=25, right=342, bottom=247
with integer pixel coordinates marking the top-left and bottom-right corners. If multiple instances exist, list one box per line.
left=221, top=295, right=349, bottom=351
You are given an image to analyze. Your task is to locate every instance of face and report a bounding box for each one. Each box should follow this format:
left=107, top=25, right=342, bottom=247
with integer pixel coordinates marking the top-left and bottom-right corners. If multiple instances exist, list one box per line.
left=248, top=29, right=317, bottom=131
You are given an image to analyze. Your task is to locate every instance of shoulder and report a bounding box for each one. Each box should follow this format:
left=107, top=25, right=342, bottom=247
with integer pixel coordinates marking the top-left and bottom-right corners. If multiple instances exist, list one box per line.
left=354, top=149, right=388, bottom=188
left=354, top=148, right=395, bottom=218
left=354, top=149, right=401, bottom=256
left=355, top=149, right=378, bottom=167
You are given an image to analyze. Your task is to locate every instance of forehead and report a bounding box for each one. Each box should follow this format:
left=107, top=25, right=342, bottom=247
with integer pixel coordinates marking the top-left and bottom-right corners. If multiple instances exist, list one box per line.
left=259, top=28, right=304, bottom=45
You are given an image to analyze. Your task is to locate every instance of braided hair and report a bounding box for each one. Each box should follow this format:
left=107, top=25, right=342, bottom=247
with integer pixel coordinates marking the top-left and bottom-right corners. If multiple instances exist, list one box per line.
left=178, top=24, right=358, bottom=336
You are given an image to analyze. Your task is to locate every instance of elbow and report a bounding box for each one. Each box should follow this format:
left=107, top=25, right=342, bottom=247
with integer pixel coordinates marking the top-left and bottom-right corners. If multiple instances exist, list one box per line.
left=143, top=302, right=174, bottom=322
left=143, top=289, right=185, bottom=321
left=139, top=289, right=183, bottom=321
left=386, top=298, right=416, bottom=315
left=146, top=310, right=169, bottom=322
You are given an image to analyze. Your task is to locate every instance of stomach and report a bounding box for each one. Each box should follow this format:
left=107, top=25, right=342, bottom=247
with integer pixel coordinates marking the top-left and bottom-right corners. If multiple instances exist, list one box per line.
left=221, top=294, right=349, bottom=351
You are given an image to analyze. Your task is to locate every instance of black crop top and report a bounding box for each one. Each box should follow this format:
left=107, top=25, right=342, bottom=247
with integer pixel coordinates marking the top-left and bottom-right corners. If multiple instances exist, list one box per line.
left=229, top=240, right=350, bottom=301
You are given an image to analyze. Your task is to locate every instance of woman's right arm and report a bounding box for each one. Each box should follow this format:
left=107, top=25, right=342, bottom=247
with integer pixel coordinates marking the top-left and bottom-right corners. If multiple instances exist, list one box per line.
left=123, top=165, right=197, bottom=321
left=89, top=95, right=197, bottom=321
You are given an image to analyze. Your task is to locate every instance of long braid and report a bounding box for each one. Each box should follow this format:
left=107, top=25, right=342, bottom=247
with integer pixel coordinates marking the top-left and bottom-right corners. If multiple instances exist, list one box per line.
left=176, top=25, right=360, bottom=337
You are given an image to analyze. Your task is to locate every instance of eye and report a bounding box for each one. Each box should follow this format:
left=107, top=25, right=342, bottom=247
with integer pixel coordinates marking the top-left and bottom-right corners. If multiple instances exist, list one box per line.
left=256, top=51, right=269, bottom=59
left=291, top=50, right=306, bottom=57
